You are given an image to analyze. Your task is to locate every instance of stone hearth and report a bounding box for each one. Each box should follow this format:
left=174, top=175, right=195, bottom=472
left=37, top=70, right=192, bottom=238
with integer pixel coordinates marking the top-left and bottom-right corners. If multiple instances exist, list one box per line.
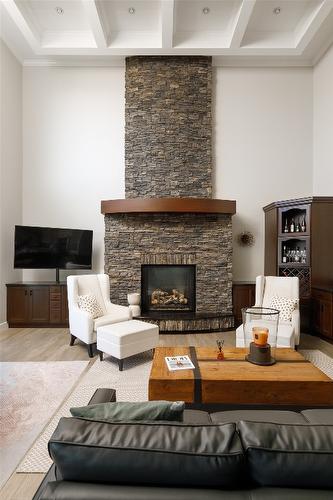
left=103, top=56, right=235, bottom=332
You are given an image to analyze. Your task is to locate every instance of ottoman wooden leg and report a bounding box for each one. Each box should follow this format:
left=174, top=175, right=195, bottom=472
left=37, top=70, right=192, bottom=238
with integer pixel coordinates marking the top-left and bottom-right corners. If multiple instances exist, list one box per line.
left=69, top=334, right=76, bottom=346
left=99, top=351, right=104, bottom=361
left=118, top=359, right=124, bottom=371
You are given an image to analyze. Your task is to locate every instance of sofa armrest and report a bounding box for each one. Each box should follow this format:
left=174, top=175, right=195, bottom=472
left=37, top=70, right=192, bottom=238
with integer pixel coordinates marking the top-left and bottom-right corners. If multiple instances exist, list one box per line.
left=106, top=303, right=132, bottom=320
left=88, top=388, right=116, bottom=405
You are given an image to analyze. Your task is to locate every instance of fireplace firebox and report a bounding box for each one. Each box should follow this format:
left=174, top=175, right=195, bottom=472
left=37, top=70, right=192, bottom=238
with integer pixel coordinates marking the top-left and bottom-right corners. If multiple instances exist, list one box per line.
left=141, top=265, right=196, bottom=314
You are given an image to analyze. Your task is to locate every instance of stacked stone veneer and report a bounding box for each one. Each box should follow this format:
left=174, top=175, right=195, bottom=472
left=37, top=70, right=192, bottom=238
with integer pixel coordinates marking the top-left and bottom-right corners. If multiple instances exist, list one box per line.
left=105, top=213, right=233, bottom=314
left=125, top=56, right=212, bottom=198
left=105, top=56, right=234, bottom=330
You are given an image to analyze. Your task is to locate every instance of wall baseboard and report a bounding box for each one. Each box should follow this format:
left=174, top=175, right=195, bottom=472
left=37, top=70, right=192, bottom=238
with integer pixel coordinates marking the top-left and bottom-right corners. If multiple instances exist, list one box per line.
left=0, top=321, right=9, bottom=330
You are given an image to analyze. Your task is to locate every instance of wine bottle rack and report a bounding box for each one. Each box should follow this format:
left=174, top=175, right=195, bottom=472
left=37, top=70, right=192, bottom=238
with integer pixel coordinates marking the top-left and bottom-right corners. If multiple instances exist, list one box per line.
left=279, top=267, right=311, bottom=298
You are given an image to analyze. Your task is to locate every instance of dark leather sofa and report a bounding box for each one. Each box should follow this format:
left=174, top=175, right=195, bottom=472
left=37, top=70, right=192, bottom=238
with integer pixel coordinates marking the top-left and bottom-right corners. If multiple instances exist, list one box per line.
left=33, top=389, right=333, bottom=500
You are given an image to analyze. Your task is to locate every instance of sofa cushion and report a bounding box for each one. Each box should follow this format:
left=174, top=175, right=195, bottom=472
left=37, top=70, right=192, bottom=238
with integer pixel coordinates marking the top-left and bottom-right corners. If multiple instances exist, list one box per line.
left=76, top=275, right=107, bottom=315
left=49, top=418, right=245, bottom=488
left=250, top=488, right=333, bottom=500
left=38, top=482, right=253, bottom=500
left=183, top=410, right=212, bottom=424
left=269, top=295, right=298, bottom=321
left=301, top=409, right=333, bottom=424
left=78, top=294, right=103, bottom=319
left=238, top=421, right=333, bottom=489
left=211, top=410, right=306, bottom=425
left=70, top=401, right=185, bottom=422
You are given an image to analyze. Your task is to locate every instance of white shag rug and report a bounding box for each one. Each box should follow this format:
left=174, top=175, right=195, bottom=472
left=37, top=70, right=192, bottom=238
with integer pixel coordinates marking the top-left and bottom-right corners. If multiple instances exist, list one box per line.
left=0, top=361, right=89, bottom=487
left=17, top=349, right=333, bottom=474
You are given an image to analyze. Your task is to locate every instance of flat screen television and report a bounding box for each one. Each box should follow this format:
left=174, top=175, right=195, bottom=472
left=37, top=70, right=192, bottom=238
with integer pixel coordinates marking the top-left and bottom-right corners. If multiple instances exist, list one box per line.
left=14, top=226, right=93, bottom=279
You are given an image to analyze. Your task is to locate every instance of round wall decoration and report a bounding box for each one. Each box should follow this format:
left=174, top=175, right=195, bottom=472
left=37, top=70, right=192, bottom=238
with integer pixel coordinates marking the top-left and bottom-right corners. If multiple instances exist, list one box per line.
left=237, top=231, right=255, bottom=247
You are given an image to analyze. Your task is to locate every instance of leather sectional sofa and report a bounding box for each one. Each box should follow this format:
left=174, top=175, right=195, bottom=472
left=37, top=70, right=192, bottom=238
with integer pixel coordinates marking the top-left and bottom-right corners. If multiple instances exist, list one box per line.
left=33, top=389, right=333, bottom=500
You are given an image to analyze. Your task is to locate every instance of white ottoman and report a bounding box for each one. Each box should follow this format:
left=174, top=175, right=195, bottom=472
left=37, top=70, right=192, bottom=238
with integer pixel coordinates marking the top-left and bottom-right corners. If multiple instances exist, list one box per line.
left=97, top=320, right=159, bottom=371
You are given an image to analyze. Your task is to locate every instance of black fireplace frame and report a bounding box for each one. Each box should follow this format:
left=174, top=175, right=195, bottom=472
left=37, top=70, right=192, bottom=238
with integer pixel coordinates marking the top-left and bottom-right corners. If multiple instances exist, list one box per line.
left=141, top=264, right=196, bottom=315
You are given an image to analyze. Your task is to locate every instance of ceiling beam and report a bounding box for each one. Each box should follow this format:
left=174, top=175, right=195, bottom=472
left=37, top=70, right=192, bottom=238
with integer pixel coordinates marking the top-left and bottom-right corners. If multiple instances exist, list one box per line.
left=2, top=0, right=40, bottom=52
left=229, top=0, right=256, bottom=48
left=161, top=0, right=174, bottom=49
left=295, top=0, right=333, bottom=53
left=83, top=0, right=108, bottom=48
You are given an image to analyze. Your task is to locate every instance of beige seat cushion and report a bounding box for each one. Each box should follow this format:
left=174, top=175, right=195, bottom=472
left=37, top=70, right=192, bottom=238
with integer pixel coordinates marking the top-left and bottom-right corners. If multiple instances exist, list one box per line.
left=97, top=320, right=158, bottom=345
left=94, top=312, right=130, bottom=331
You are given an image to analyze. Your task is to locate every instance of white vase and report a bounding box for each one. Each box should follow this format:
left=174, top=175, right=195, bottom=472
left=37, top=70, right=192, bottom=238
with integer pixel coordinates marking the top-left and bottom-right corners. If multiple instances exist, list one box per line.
left=127, top=293, right=140, bottom=306
left=129, top=305, right=141, bottom=318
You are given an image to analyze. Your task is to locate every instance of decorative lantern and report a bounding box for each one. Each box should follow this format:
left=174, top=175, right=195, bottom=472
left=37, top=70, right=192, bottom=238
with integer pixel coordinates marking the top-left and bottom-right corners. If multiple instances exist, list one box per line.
left=241, top=307, right=280, bottom=366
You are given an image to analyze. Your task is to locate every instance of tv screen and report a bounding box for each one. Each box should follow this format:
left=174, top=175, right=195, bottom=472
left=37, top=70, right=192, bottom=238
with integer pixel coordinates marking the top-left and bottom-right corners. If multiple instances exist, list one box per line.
left=14, top=225, right=93, bottom=270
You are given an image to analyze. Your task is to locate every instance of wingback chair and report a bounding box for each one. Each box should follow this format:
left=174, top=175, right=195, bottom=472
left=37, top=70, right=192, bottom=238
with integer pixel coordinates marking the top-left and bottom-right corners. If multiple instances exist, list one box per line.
left=67, top=274, right=131, bottom=357
left=236, top=275, right=300, bottom=349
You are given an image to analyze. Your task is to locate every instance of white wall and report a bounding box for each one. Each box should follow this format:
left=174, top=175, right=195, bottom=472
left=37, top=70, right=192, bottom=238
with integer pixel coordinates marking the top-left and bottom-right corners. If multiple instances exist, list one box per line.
left=21, top=65, right=318, bottom=284
left=214, top=67, right=313, bottom=280
left=313, top=44, right=333, bottom=195
left=22, top=67, right=125, bottom=281
left=0, top=40, right=22, bottom=326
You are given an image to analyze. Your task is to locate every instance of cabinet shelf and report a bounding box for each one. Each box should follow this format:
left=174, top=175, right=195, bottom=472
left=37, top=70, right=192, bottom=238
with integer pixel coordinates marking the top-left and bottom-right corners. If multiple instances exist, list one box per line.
left=279, top=232, right=309, bottom=238
left=278, top=264, right=309, bottom=268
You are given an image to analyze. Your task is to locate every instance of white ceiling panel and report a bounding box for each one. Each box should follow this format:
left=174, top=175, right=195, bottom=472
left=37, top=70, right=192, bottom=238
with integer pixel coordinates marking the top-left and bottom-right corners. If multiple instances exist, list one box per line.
left=174, top=0, right=242, bottom=48
left=247, top=0, right=322, bottom=32
left=175, top=0, right=241, bottom=32
left=242, top=0, right=324, bottom=47
left=99, top=0, right=161, bottom=32
left=16, top=0, right=91, bottom=32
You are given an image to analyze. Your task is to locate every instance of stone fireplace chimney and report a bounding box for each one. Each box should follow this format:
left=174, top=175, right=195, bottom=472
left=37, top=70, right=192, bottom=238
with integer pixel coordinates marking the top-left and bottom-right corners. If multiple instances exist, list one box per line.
left=125, top=56, right=212, bottom=199
left=102, top=56, right=236, bottom=332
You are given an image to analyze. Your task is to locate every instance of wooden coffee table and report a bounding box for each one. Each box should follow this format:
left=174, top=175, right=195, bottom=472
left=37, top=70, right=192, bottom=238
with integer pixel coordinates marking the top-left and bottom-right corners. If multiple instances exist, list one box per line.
left=148, top=346, right=333, bottom=409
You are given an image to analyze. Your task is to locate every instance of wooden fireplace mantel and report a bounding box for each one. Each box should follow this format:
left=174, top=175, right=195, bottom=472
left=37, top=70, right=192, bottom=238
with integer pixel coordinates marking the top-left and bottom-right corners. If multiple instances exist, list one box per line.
left=101, top=198, right=236, bottom=215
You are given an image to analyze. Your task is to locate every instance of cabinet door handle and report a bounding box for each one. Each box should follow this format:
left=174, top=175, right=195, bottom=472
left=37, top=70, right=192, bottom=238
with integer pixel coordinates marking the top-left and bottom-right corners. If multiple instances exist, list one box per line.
left=30, top=290, right=32, bottom=296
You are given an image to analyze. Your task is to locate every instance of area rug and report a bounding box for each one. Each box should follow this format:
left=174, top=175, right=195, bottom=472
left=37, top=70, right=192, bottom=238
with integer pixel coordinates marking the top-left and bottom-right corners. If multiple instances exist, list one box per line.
left=299, top=349, right=333, bottom=379
left=18, top=348, right=333, bottom=474
left=17, top=351, right=152, bottom=473
left=0, top=361, right=89, bottom=487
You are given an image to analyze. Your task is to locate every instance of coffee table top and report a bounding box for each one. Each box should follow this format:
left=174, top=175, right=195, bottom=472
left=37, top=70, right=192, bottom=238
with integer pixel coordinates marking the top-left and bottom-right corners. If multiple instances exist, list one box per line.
left=149, top=346, right=333, bottom=406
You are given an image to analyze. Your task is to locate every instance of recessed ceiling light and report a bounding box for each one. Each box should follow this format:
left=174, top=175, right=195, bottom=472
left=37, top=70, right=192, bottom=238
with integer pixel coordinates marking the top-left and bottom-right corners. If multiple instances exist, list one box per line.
left=202, top=7, right=210, bottom=15
left=55, top=7, right=64, bottom=15
left=273, top=7, right=281, bottom=14
left=128, top=7, right=135, bottom=14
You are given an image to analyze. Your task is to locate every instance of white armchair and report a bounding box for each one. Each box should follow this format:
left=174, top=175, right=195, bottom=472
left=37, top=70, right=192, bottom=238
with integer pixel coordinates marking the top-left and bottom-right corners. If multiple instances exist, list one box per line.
left=236, top=275, right=300, bottom=349
left=67, top=274, right=131, bottom=357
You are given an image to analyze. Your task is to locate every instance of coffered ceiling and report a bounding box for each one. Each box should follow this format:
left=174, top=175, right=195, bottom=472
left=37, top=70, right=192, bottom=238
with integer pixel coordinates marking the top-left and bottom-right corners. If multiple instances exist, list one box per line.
left=1, top=0, right=333, bottom=66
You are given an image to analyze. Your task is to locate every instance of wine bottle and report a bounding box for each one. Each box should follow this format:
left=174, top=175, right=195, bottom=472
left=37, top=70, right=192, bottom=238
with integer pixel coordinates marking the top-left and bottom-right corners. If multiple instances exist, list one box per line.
left=282, top=246, right=287, bottom=263
left=302, top=248, right=307, bottom=263
left=295, top=222, right=300, bottom=232
left=301, top=218, right=306, bottom=232
left=295, top=247, right=300, bottom=263
left=284, top=219, right=288, bottom=233
left=290, top=219, right=295, bottom=232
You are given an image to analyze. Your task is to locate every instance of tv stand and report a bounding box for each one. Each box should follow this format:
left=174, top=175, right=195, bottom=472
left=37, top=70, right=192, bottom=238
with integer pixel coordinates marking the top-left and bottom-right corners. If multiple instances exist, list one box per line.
left=6, top=282, right=69, bottom=328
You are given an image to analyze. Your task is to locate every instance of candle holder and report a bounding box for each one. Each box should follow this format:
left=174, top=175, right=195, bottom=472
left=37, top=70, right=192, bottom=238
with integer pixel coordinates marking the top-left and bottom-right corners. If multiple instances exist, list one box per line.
left=241, top=307, right=280, bottom=366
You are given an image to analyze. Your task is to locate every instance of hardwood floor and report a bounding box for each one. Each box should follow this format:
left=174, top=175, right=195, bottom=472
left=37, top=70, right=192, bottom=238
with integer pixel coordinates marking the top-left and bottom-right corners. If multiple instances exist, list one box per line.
left=1, top=326, right=332, bottom=499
